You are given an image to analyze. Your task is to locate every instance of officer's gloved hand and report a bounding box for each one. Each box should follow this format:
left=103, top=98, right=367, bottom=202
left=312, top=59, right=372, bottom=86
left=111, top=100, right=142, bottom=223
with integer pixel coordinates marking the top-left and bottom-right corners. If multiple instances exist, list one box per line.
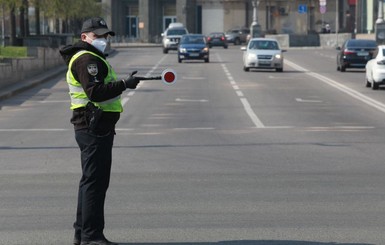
left=123, top=71, right=141, bottom=89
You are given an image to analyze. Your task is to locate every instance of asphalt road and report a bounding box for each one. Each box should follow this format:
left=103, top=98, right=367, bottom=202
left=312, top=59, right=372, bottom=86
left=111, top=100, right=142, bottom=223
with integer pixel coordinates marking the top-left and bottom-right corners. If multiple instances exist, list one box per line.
left=1, top=45, right=385, bottom=245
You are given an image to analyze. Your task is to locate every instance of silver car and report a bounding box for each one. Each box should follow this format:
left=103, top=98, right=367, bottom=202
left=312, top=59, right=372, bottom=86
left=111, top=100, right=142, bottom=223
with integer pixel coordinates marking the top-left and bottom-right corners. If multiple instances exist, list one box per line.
left=161, top=23, right=189, bottom=54
left=225, top=27, right=249, bottom=45
left=241, top=38, right=286, bottom=72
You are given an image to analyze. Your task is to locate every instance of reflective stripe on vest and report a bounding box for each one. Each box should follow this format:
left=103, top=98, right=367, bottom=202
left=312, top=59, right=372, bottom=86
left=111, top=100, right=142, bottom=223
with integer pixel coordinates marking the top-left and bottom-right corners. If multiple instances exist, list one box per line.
left=66, top=50, right=123, bottom=112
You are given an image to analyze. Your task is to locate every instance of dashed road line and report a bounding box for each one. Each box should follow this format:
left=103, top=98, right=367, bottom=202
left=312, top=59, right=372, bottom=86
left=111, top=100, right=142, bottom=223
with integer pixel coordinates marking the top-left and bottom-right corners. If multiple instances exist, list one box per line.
left=121, top=55, right=168, bottom=106
left=217, top=53, right=265, bottom=128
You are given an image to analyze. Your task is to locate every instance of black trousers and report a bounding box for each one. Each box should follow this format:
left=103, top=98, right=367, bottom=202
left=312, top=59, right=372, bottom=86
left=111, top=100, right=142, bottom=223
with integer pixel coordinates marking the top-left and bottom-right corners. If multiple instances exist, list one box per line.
left=74, top=129, right=114, bottom=241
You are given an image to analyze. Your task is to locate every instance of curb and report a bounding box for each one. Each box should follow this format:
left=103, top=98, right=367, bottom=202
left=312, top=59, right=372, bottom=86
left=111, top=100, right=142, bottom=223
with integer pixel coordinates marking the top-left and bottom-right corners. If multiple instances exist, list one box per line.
left=0, top=45, right=153, bottom=102
left=0, top=65, right=67, bottom=102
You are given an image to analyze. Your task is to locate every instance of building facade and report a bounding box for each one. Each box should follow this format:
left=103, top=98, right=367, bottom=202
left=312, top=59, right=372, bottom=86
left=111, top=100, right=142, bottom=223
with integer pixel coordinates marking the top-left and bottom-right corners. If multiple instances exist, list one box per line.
left=100, top=0, right=381, bottom=43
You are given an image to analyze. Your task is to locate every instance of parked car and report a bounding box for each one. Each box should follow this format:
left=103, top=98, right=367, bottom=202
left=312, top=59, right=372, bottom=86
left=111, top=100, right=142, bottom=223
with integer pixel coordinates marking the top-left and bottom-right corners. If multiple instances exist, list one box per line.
left=336, top=39, right=377, bottom=72
left=365, top=45, right=385, bottom=90
left=207, top=32, right=228, bottom=49
left=161, top=23, right=189, bottom=54
left=225, top=27, right=249, bottom=45
left=241, top=38, right=285, bottom=72
left=178, top=34, right=209, bottom=63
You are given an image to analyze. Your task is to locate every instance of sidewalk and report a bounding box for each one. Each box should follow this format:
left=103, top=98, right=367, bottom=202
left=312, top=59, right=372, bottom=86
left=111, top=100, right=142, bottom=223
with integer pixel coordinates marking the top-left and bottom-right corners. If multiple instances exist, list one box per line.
left=0, top=65, right=67, bottom=101
left=0, top=43, right=161, bottom=102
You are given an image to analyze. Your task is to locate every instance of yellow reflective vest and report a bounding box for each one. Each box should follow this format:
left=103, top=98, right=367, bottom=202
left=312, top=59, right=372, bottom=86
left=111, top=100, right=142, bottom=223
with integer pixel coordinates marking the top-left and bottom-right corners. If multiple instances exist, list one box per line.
left=66, top=50, right=123, bottom=112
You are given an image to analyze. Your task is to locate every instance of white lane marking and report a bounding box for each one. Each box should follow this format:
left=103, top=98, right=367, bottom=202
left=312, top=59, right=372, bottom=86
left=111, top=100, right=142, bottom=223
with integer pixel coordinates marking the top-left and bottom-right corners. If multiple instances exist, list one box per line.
left=296, top=98, right=323, bottom=103
left=172, top=127, right=215, bottom=130
left=285, top=59, right=385, bottom=113
left=240, top=98, right=265, bottom=128
left=175, top=98, right=208, bottom=102
left=236, top=91, right=244, bottom=97
left=39, top=100, right=70, bottom=103
left=0, top=129, right=69, bottom=132
left=0, top=126, right=374, bottom=133
left=121, top=97, right=129, bottom=105
left=122, top=55, right=168, bottom=106
left=217, top=53, right=265, bottom=128
left=181, top=77, right=206, bottom=80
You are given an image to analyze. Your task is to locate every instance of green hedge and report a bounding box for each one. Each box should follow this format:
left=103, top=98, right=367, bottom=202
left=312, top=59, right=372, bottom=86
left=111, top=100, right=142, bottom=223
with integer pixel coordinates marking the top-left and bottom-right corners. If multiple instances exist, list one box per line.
left=0, top=46, right=28, bottom=58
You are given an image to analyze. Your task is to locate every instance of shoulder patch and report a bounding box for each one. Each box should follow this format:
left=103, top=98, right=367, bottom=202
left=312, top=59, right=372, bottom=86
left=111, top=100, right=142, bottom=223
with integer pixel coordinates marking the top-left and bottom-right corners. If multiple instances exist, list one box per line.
left=87, top=64, right=98, bottom=76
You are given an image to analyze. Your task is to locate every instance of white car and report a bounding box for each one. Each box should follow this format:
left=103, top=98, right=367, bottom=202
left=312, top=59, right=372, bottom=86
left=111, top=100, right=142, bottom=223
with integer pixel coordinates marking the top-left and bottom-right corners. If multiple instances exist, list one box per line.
left=161, top=23, right=188, bottom=54
left=365, top=45, right=385, bottom=90
left=241, top=38, right=285, bottom=72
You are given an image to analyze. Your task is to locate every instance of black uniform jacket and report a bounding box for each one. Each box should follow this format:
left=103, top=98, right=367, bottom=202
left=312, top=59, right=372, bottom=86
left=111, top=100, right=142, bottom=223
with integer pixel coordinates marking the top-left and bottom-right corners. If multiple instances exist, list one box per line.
left=60, top=41, right=127, bottom=134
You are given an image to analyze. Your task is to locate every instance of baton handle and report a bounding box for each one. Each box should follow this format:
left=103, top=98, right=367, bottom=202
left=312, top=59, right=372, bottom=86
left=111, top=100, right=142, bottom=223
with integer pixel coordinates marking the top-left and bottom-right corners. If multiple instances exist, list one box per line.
left=138, top=76, right=162, bottom=80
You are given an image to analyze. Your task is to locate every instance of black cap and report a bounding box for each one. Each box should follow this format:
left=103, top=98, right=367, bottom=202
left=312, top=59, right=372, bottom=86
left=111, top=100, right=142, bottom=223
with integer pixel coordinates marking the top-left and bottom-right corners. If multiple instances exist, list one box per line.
left=81, top=17, right=115, bottom=36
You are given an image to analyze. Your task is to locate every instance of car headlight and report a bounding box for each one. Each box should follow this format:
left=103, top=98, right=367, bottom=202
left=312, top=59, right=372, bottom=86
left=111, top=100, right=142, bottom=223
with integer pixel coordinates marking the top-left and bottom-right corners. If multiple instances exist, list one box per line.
left=274, top=54, right=282, bottom=59
left=203, top=47, right=209, bottom=53
left=179, top=48, right=187, bottom=53
left=247, top=53, right=257, bottom=59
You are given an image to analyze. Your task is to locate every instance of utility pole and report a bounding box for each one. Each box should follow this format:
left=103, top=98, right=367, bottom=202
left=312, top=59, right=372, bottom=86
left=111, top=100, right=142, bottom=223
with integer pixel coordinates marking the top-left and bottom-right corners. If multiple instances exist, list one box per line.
left=376, top=0, right=384, bottom=24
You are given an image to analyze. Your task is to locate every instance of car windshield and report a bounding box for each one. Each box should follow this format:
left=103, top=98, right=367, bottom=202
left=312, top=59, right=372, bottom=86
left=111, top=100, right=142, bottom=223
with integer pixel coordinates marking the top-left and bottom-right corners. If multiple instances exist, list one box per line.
left=249, top=40, right=279, bottom=50
left=167, top=29, right=187, bottom=35
left=347, top=40, right=377, bottom=48
left=181, top=36, right=205, bottom=44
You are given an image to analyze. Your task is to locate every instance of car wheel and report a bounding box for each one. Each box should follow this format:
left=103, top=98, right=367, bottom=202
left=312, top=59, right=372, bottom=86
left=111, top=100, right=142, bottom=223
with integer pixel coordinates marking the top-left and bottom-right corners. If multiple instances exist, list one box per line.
left=337, top=65, right=340, bottom=71
left=234, top=38, right=240, bottom=45
left=276, top=68, right=283, bottom=72
left=178, top=58, right=182, bottom=63
left=340, top=65, right=346, bottom=72
left=224, top=45, right=228, bottom=49
left=372, top=81, right=379, bottom=90
left=365, top=78, right=371, bottom=88
left=204, top=58, right=209, bottom=63
left=163, top=48, right=168, bottom=54
left=243, top=67, right=249, bottom=72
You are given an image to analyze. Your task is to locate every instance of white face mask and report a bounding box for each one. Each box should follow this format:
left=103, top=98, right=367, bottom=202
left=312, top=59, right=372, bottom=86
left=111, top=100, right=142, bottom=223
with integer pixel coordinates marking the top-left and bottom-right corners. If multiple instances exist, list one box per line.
left=86, top=35, right=107, bottom=53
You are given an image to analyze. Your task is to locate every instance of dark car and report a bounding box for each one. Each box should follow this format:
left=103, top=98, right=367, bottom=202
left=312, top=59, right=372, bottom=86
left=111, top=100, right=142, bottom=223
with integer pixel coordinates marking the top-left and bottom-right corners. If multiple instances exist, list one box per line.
left=178, top=34, right=209, bottom=63
left=336, top=39, right=377, bottom=72
left=225, top=27, right=250, bottom=45
left=207, top=32, right=228, bottom=49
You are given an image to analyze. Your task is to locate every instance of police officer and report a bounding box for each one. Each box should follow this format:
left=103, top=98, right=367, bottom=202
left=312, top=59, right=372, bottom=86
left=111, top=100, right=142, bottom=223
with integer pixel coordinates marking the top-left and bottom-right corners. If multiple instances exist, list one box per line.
left=60, top=17, right=141, bottom=245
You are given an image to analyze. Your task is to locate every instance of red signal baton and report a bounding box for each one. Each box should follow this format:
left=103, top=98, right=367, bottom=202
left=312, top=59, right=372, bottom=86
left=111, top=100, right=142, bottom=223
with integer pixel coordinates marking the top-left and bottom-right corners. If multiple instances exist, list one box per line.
left=135, top=69, right=177, bottom=85
left=162, top=69, right=177, bottom=85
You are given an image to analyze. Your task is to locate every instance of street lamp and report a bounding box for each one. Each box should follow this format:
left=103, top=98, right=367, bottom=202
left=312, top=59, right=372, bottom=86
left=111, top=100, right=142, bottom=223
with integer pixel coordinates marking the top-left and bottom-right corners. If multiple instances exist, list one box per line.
left=250, top=0, right=262, bottom=39
left=251, top=0, right=259, bottom=25
left=376, top=0, right=384, bottom=24
left=336, top=0, right=339, bottom=46
left=375, top=0, right=385, bottom=44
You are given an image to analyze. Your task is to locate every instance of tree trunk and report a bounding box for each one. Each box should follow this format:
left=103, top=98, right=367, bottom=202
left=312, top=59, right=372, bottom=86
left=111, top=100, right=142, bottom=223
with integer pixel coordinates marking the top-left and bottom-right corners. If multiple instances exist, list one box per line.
left=24, top=0, right=30, bottom=36
left=35, top=7, right=41, bottom=35
left=19, top=4, right=25, bottom=37
left=10, top=6, right=17, bottom=46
